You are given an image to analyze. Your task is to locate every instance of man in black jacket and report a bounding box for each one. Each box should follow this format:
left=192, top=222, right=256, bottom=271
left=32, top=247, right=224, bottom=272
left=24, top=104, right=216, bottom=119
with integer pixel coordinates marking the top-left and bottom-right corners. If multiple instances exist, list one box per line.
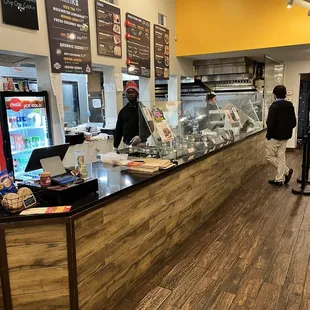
left=113, top=81, right=151, bottom=151
left=266, top=85, right=297, bottom=186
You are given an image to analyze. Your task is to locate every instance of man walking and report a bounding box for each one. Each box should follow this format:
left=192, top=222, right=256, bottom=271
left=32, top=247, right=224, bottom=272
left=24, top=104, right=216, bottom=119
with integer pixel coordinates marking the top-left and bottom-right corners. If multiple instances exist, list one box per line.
left=266, top=85, right=296, bottom=186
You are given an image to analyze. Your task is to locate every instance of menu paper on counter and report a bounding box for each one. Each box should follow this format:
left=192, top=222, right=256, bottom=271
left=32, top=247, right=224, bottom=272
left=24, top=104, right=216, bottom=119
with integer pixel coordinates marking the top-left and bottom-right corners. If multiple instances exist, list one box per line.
left=126, top=13, right=150, bottom=77
left=151, top=107, right=174, bottom=143
left=45, top=0, right=92, bottom=74
left=1, top=0, right=39, bottom=30
left=20, top=206, right=72, bottom=215
left=154, top=25, right=169, bottom=79
left=95, top=0, right=122, bottom=58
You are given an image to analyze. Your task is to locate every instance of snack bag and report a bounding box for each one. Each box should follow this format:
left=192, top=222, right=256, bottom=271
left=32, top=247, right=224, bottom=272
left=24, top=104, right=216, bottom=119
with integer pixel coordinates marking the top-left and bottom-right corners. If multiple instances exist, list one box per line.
left=0, top=170, right=16, bottom=196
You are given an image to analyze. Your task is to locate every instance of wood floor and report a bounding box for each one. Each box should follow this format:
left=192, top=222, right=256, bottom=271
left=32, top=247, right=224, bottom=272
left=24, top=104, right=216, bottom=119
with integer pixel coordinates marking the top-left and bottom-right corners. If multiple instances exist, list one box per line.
left=116, top=151, right=310, bottom=310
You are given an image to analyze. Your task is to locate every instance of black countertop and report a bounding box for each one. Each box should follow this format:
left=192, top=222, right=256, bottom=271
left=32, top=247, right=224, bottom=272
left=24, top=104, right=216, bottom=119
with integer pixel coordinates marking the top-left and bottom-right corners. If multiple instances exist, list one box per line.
left=0, top=129, right=264, bottom=224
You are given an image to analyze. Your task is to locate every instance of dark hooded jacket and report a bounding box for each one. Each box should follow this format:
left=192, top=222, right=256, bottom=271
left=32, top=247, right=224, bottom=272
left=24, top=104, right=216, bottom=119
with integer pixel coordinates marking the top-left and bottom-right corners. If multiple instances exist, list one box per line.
left=266, top=100, right=296, bottom=141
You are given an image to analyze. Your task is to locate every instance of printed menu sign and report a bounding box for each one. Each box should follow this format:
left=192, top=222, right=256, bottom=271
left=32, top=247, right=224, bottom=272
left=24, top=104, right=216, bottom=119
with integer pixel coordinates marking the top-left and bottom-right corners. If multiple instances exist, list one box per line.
left=126, top=13, right=150, bottom=77
left=95, top=0, right=122, bottom=58
left=151, top=107, right=174, bottom=143
left=1, top=0, right=39, bottom=30
left=45, top=0, right=92, bottom=74
left=154, top=25, right=169, bottom=79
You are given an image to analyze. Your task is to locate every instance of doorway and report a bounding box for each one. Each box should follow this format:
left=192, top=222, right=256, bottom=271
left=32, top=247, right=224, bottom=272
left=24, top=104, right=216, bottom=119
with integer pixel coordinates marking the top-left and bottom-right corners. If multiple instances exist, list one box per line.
left=62, top=82, right=80, bottom=127
left=297, top=74, right=310, bottom=140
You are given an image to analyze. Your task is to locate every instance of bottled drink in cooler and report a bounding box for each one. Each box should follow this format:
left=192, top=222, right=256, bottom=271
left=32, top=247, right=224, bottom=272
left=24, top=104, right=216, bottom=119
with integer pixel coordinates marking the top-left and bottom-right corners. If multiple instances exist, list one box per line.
left=10, top=135, right=16, bottom=152
left=24, top=137, right=31, bottom=149
left=15, top=135, right=24, bottom=151
left=11, top=116, right=17, bottom=129
left=17, top=117, right=23, bottom=128
left=22, top=116, right=27, bottom=127
left=13, top=159, right=18, bottom=173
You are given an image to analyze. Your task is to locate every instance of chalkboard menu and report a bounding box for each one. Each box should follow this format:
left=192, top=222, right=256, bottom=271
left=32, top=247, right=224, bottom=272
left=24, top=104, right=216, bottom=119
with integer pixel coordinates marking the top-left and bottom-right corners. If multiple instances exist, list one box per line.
left=45, top=0, right=92, bottom=74
left=95, top=1, right=122, bottom=58
left=154, top=25, right=169, bottom=79
left=1, top=0, right=39, bottom=30
left=126, top=13, right=150, bottom=78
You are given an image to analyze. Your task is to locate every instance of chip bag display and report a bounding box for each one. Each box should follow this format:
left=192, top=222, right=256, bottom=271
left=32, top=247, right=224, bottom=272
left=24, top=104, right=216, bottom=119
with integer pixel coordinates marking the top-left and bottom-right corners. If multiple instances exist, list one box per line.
left=0, top=170, right=16, bottom=196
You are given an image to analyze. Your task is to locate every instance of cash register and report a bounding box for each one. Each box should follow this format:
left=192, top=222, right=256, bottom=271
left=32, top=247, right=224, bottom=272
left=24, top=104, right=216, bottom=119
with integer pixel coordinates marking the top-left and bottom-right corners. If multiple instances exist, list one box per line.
left=20, top=144, right=98, bottom=205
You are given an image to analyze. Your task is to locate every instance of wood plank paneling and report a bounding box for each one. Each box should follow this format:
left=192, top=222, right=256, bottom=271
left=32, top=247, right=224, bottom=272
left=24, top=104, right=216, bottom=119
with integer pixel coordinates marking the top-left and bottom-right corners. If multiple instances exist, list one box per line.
left=75, top=132, right=266, bottom=309
left=5, top=224, right=69, bottom=309
left=11, top=289, right=70, bottom=310
left=0, top=277, right=3, bottom=310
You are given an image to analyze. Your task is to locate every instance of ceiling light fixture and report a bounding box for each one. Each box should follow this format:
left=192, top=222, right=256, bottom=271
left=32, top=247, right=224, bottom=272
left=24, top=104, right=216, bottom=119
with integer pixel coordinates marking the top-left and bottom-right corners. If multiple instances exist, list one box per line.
left=287, top=0, right=294, bottom=9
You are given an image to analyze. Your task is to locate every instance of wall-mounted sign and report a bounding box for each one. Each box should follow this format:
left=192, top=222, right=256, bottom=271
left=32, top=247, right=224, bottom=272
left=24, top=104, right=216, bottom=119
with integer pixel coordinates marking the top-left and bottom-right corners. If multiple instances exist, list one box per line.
left=1, top=0, right=39, bottom=30
left=45, top=0, right=92, bottom=74
left=126, top=13, right=150, bottom=77
left=95, top=0, right=122, bottom=58
left=154, top=25, right=169, bottom=79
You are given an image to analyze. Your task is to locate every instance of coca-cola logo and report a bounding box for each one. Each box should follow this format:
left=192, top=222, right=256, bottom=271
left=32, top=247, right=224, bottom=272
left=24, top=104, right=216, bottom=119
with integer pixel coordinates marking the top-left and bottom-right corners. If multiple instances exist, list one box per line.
left=9, top=98, right=23, bottom=112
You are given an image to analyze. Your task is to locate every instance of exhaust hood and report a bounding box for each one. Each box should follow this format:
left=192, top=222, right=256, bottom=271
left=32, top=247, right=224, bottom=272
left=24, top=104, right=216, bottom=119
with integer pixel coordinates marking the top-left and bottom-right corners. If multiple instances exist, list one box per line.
left=194, top=57, right=261, bottom=92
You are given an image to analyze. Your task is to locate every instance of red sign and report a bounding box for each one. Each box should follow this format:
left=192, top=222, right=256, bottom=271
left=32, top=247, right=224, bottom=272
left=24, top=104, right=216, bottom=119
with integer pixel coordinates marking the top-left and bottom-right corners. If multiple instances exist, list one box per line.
left=5, top=97, right=45, bottom=111
left=0, top=126, right=6, bottom=171
left=9, top=98, right=23, bottom=112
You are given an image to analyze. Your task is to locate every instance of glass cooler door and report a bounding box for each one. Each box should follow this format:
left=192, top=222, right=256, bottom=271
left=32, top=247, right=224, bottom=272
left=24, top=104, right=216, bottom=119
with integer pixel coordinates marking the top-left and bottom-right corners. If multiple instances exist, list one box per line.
left=3, top=93, right=51, bottom=178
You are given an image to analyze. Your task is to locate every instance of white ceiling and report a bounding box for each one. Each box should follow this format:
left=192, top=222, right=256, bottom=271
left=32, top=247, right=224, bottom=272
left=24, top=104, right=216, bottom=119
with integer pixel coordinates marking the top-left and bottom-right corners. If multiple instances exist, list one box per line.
left=183, top=44, right=310, bottom=63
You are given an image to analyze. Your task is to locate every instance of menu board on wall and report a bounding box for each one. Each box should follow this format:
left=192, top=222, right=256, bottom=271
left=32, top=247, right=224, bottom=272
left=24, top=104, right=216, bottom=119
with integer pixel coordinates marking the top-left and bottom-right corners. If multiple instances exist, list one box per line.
left=1, top=0, right=39, bottom=30
left=45, top=0, right=92, bottom=74
left=154, top=25, right=169, bottom=79
left=126, top=13, right=150, bottom=77
left=95, top=1, right=122, bottom=58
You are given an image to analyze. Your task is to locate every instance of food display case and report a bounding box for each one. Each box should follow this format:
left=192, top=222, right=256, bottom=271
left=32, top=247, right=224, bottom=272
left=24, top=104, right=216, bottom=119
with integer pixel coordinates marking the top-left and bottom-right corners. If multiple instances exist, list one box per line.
left=215, top=92, right=264, bottom=137
left=117, top=101, right=227, bottom=161
left=118, top=98, right=263, bottom=161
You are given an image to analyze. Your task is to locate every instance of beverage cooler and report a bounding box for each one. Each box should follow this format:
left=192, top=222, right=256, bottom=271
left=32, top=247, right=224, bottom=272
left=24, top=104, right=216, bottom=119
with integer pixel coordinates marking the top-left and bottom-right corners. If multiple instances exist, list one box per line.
left=0, top=92, right=52, bottom=179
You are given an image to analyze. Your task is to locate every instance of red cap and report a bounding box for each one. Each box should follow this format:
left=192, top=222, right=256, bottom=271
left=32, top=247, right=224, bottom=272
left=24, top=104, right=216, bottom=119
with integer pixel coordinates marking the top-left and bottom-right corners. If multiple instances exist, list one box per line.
left=125, top=80, right=139, bottom=94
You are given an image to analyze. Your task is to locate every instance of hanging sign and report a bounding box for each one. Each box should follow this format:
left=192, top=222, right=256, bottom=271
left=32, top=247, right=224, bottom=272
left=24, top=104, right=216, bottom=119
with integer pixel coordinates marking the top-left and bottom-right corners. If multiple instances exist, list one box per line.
left=45, top=0, right=92, bottom=74
left=154, top=25, right=169, bottom=79
left=95, top=0, right=122, bottom=58
left=1, top=0, right=39, bottom=30
left=126, top=13, right=150, bottom=77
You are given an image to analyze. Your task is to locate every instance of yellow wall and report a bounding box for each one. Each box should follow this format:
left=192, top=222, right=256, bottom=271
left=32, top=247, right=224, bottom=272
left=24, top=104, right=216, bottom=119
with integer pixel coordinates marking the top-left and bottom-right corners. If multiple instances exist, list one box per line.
left=176, top=0, right=310, bottom=56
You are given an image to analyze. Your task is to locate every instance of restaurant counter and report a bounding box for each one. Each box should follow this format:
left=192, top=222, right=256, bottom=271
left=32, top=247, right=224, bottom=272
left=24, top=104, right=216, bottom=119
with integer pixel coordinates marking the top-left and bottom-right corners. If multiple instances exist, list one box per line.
left=0, top=130, right=266, bottom=310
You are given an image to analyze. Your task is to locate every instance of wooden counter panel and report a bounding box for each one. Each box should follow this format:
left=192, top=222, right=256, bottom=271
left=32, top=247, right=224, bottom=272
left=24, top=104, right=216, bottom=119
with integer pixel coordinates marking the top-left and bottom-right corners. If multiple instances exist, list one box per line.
left=11, top=290, right=69, bottom=310
left=5, top=224, right=70, bottom=309
left=0, top=278, right=3, bottom=310
left=75, top=132, right=266, bottom=309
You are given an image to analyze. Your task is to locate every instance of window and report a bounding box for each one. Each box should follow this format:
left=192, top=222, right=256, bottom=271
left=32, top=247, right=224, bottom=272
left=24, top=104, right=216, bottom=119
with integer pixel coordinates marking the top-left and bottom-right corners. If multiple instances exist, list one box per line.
left=158, top=13, right=167, bottom=27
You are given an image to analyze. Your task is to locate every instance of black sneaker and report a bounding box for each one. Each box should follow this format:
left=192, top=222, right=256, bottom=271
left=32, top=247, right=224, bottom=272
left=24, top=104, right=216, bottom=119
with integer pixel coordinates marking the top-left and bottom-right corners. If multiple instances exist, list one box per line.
left=269, top=180, right=283, bottom=186
left=285, top=169, right=294, bottom=184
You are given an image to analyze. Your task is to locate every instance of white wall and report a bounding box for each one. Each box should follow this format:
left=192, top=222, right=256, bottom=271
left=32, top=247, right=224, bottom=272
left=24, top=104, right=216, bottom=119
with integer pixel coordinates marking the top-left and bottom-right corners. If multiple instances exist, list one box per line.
left=0, top=0, right=193, bottom=142
left=0, top=1, right=49, bottom=57
left=0, top=0, right=193, bottom=77
left=284, top=60, right=310, bottom=148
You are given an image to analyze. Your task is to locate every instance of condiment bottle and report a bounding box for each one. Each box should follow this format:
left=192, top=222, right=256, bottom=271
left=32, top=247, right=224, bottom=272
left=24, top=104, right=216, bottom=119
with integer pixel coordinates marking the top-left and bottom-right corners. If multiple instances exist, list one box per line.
left=40, top=172, right=51, bottom=187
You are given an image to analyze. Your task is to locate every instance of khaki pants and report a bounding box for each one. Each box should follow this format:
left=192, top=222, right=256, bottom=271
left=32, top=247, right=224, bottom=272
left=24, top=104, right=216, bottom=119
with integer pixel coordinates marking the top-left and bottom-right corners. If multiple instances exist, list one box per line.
left=266, top=139, right=289, bottom=182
